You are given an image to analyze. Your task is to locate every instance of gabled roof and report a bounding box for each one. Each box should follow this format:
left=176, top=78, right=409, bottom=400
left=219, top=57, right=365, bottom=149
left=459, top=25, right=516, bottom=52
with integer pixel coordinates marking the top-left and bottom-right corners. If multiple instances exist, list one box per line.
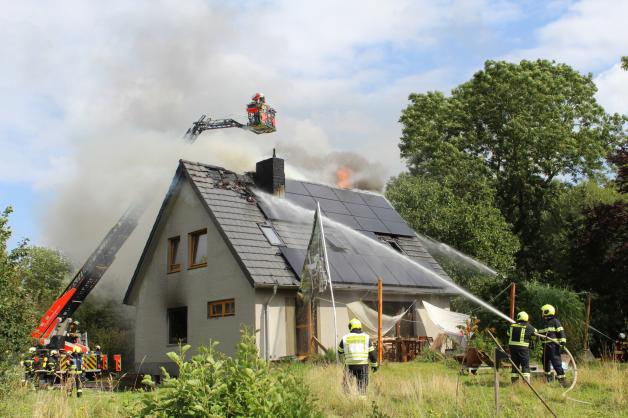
left=124, top=159, right=454, bottom=305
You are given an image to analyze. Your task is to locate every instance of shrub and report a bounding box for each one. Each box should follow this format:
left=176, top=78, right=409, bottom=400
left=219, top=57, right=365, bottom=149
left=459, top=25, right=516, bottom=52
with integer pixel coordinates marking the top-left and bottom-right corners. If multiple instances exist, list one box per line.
left=134, top=330, right=320, bottom=417
left=416, top=349, right=445, bottom=363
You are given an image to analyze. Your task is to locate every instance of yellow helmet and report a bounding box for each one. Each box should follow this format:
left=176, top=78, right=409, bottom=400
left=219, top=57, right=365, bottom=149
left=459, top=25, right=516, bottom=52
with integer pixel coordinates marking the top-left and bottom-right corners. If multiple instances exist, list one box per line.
left=28, top=347, right=36, bottom=354
left=348, top=318, right=362, bottom=331
left=516, top=311, right=529, bottom=322
left=541, top=304, right=555, bottom=317
left=50, top=350, right=58, bottom=356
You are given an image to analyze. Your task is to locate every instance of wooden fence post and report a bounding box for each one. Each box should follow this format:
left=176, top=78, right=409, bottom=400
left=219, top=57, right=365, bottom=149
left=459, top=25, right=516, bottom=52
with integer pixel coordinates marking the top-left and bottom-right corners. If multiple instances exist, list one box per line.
left=378, top=278, right=383, bottom=364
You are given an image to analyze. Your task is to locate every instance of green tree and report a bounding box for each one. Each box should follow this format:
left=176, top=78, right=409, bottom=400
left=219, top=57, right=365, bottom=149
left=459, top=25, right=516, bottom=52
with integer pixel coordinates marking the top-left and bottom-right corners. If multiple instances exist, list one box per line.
left=621, top=56, right=628, bottom=71
left=0, top=207, right=34, bottom=358
left=19, top=246, right=73, bottom=316
left=386, top=173, right=519, bottom=276
left=399, top=59, right=626, bottom=277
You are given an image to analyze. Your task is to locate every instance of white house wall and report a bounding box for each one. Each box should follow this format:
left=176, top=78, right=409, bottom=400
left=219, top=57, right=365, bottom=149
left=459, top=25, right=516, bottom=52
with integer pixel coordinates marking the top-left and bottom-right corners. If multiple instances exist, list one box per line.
left=255, top=290, right=296, bottom=360
left=131, top=179, right=255, bottom=375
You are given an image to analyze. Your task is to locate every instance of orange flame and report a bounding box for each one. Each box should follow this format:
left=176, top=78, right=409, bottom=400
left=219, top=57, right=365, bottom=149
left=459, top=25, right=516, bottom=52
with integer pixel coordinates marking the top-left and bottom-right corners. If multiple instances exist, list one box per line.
left=336, top=167, right=351, bottom=189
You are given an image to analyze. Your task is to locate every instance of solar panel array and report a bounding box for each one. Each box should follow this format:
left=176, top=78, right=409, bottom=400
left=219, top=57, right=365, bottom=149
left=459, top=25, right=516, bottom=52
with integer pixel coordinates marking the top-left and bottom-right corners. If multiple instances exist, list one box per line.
left=274, top=179, right=415, bottom=237
left=279, top=247, right=444, bottom=289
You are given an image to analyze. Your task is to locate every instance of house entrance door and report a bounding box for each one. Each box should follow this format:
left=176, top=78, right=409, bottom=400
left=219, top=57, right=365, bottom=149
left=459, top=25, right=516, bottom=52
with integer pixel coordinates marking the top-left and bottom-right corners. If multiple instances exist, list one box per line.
left=295, top=297, right=316, bottom=356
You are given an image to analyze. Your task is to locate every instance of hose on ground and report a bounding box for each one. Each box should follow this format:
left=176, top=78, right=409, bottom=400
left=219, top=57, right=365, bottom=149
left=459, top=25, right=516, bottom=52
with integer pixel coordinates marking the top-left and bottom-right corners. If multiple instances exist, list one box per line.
left=534, top=332, right=592, bottom=405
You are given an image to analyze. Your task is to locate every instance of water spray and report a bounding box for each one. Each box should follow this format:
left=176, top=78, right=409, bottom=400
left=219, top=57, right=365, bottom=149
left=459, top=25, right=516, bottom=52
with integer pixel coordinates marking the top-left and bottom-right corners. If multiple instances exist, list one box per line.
left=256, top=192, right=515, bottom=324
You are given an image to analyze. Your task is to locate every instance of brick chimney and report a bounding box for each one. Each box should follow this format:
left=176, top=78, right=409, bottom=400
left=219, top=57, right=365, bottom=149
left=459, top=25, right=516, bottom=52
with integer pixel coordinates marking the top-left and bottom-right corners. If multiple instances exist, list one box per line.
left=254, top=149, right=285, bottom=197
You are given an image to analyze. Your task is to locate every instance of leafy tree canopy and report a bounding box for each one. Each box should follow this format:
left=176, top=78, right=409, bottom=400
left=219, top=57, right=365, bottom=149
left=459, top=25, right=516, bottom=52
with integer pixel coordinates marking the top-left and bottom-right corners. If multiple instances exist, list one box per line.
left=0, top=207, right=34, bottom=357
left=19, top=246, right=73, bottom=316
left=386, top=173, right=519, bottom=276
left=399, top=59, right=626, bottom=276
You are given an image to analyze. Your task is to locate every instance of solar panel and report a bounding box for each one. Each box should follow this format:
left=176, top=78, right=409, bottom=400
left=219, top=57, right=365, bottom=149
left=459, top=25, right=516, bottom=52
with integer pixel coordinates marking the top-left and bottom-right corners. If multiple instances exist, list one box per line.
left=371, top=206, right=404, bottom=222
left=344, top=254, right=378, bottom=284
left=328, top=252, right=361, bottom=283
left=278, top=242, right=447, bottom=289
left=360, top=193, right=390, bottom=208
left=316, top=197, right=350, bottom=215
left=286, top=193, right=317, bottom=211
left=332, top=188, right=366, bottom=204
left=324, top=212, right=361, bottom=230
left=285, top=179, right=310, bottom=195
left=382, top=220, right=415, bottom=237
left=354, top=217, right=390, bottom=234
left=361, top=256, right=400, bottom=286
left=302, top=183, right=338, bottom=200
left=344, top=203, right=377, bottom=218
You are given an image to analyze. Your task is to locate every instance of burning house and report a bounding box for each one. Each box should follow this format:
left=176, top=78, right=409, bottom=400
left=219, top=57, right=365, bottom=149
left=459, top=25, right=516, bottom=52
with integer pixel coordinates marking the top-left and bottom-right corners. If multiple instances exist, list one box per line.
left=123, top=154, right=457, bottom=375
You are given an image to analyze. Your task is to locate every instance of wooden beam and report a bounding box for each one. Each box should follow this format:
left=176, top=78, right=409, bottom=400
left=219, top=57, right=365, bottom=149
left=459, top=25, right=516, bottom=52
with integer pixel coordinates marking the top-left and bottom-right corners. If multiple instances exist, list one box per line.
left=378, top=278, right=383, bottom=364
left=509, top=282, right=516, bottom=320
left=584, top=293, right=592, bottom=352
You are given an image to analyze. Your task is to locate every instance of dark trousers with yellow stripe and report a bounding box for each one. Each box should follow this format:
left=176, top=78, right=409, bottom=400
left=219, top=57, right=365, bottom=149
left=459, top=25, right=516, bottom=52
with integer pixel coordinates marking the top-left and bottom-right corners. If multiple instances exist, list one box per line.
left=542, top=343, right=564, bottom=381
left=509, top=346, right=530, bottom=383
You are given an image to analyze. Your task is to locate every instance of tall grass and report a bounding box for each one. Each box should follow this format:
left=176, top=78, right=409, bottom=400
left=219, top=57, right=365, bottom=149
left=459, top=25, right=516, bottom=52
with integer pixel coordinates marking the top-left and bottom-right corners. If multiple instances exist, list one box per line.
left=1, top=387, right=133, bottom=418
left=304, top=361, right=627, bottom=417
left=2, top=360, right=625, bottom=417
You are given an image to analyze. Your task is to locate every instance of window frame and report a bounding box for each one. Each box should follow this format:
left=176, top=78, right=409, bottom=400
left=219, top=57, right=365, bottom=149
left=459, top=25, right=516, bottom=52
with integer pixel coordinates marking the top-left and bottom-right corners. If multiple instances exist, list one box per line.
left=167, top=306, right=188, bottom=345
left=167, top=236, right=181, bottom=273
left=258, top=223, right=284, bottom=246
left=207, top=298, right=236, bottom=319
left=188, top=228, right=208, bottom=269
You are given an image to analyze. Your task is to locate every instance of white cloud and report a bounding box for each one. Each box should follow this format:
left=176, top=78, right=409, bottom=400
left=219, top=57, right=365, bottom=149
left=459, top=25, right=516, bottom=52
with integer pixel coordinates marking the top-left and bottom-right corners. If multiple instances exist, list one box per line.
left=595, top=64, right=628, bottom=115
left=504, top=0, right=628, bottom=72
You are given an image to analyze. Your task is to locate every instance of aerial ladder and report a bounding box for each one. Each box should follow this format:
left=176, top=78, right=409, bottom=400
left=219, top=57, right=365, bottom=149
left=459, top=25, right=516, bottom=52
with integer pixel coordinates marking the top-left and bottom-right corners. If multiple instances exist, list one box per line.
left=30, top=94, right=276, bottom=379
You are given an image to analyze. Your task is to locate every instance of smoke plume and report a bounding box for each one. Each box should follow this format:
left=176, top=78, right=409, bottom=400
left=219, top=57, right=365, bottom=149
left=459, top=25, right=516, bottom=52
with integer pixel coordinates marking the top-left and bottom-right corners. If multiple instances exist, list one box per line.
left=26, top=1, right=388, bottom=300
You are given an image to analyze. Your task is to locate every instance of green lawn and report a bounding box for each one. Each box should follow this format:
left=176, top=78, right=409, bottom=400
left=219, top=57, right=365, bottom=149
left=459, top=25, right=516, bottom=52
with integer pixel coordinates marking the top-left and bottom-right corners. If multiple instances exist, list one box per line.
left=1, top=361, right=625, bottom=417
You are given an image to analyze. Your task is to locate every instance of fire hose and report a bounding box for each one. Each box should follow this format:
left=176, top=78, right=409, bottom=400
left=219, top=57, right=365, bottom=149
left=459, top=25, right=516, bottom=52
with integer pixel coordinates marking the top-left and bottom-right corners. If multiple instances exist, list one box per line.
left=533, top=332, right=591, bottom=405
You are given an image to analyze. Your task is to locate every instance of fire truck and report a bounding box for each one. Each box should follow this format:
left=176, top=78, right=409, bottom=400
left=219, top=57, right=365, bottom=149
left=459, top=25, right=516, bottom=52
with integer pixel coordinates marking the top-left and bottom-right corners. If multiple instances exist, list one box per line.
left=30, top=204, right=144, bottom=382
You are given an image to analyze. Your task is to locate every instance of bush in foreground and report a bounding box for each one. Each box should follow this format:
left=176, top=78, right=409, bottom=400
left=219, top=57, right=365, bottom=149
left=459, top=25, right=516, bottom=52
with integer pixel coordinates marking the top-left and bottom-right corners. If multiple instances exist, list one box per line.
left=134, top=331, right=320, bottom=418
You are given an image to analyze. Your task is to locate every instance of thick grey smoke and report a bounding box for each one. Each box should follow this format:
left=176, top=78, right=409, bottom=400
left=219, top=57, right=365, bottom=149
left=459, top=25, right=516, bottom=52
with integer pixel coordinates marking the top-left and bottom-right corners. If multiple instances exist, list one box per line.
left=32, top=1, right=388, bottom=300
left=279, top=142, right=386, bottom=191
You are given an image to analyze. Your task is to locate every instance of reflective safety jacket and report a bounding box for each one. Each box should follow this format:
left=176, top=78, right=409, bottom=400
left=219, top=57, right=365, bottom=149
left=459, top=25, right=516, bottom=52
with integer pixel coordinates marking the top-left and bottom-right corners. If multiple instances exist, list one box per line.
left=508, top=321, right=536, bottom=348
left=338, top=331, right=377, bottom=367
left=538, top=316, right=566, bottom=345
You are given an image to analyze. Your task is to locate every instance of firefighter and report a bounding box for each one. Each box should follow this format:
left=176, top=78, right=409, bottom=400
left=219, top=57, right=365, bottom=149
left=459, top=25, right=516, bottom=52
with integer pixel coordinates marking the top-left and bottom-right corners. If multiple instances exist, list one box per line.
left=46, top=350, right=60, bottom=388
left=67, top=346, right=83, bottom=397
left=337, top=318, right=378, bottom=394
left=20, top=347, right=37, bottom=385
left=508, top=311, right=535, bottom=384
left=538, top=304, right=568, bottom=387
left=94, top=345, right=102, bottom=370
left=615, top=333, right=627, bottom=362
left=68, top=320, right=81, bottom=343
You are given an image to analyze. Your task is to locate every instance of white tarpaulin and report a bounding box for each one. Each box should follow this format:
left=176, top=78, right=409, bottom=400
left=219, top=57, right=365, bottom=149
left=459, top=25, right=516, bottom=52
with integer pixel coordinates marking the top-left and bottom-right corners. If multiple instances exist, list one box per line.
left=346, top=301, right=411, bottom=337
left=422, top=301, right=469, bottom=344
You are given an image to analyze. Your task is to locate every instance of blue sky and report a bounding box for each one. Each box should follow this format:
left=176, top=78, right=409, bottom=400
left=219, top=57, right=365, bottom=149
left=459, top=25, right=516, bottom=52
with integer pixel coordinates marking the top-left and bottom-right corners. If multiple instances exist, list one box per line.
left=1, top=0, right=627, bottom=256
